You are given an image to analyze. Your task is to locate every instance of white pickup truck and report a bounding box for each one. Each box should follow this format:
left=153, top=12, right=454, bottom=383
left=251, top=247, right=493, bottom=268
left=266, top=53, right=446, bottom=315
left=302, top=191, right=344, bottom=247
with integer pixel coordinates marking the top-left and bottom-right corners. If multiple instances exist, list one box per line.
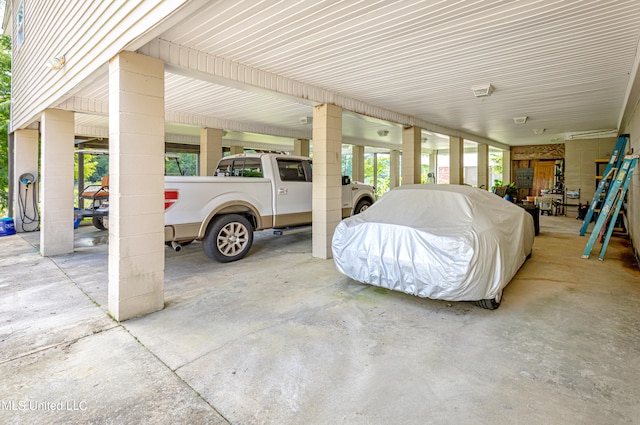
left=164, top=153, right=376, bottom=262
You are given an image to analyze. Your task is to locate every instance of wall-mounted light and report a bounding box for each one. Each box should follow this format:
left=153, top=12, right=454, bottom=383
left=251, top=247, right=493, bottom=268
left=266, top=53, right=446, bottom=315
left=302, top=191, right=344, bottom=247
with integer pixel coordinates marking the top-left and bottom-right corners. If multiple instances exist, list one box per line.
left=299, top=116, right=313, bottom=125
left=472, top=84, right=494, bottom=98
left=377, top=129, right=389, bottom=137
left=513, top=116, right=528, bottom=124
left=46, top=55, right=66, bottom=70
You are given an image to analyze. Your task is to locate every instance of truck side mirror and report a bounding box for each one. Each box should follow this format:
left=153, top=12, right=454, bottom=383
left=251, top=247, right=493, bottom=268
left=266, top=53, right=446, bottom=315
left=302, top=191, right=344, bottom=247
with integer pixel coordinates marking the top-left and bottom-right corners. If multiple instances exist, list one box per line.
left=342, top=176, right=351, bottom=185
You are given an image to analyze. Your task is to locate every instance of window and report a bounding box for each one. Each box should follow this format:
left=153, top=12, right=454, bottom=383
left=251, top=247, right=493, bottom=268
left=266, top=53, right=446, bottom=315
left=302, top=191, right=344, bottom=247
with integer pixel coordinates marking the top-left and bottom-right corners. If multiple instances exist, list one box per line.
left=215, top=157, right=263, bottom=177
left=364, top=152, right=391, bottom=197
left=489, top=148, right=504, bottom=188
left=277, top=159, right=310, bottom=182
left=16, top=2, right=25, bottom=49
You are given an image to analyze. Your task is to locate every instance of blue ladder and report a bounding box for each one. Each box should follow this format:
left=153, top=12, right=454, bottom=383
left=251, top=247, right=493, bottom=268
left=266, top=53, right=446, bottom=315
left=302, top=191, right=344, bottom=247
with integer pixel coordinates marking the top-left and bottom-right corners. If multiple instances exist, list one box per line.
left=581, top=155, right=638, bottom=260
left=579, top=134, right=629, bottom=236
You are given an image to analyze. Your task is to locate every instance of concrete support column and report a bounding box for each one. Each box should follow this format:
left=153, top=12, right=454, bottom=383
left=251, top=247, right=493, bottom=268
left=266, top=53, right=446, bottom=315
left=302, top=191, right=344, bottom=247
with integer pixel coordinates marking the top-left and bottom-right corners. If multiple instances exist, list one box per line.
left=108, top=51, right=165, bottom=321
left=449, top=136, right=464, bottom=185
left=200, top=128, right=223, bottom=176
left=429, top=152, right=437, bottom=181
left=351, top=145, right=365, bottom=182
left=13, top=129, right=39, bottom=232
left=312, top=104, right=342, bottom=259
left=389, top=149, right=400, bottom=189
left=402, top=126, right=422, bottom=184
left=477, top=143, right=489, bottom=190
left=230, top=145, right=243, bottom=155
left=293, top=139, right=310, bottom=157
left=503, top=149, right=512, bottom=184
left=40, top=109, right=75, bottom=256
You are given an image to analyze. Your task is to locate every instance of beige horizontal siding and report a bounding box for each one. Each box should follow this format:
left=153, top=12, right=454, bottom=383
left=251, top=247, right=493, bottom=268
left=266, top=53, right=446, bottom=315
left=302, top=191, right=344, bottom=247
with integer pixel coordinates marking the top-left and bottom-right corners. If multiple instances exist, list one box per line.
left=9, top=0, right=192, bottom=130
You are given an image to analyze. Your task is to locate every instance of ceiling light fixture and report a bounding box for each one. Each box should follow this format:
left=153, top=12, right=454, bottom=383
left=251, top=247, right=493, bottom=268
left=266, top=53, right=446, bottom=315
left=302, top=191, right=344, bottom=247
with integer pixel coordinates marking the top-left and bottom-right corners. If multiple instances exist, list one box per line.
left=566, top=129, right=617, bottom=140
left=46, top=55, right=66, bottom=70
left=513, top=116, right=528, bottom=124
left=472, top=84, right=494, bottom=98
left=377, top=129, right=389, bottom=137
left=533, top=128, right=545, bottom=135
left=299, top=116, right=312, bottom=125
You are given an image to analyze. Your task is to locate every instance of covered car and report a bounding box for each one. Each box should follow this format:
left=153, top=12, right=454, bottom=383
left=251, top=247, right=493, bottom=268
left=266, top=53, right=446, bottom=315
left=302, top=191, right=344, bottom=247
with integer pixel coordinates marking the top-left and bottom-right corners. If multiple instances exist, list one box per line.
left=332, top=184, right=535, bottom=309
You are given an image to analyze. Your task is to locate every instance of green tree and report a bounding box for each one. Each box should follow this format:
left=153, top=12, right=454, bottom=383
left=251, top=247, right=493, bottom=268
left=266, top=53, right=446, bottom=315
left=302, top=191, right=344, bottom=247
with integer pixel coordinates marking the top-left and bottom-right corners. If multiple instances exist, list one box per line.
left=0, top=35, right=11, bottom=216
left=489, top=152, right=504, bottom=189
left=165, top=152, right=197, bottom=176
left=84, top=154, right=108, bottom=183
left=364, top=154, right=390, bottom=197
left=75, top=154, right=99, bottom=182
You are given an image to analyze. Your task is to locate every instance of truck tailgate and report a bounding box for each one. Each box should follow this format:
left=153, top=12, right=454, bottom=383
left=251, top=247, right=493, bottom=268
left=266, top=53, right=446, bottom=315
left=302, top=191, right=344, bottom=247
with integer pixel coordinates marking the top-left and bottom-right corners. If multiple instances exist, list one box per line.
left=164, top=176, right=273, bottom=227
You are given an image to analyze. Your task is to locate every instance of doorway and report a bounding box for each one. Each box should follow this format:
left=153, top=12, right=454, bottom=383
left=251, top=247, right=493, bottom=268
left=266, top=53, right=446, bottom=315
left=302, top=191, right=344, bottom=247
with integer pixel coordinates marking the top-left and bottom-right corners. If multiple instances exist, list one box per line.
left=533, top=160, right=555, bottom=196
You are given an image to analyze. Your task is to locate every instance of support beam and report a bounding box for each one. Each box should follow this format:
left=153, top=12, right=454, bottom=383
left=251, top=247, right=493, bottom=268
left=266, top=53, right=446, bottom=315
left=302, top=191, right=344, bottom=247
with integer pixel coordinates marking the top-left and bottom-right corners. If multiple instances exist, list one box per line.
left=40, top=109, right=75, bottom=256
left=13, top=129, right=39, bottom=232
left=352, top=145, right=365, bottom=183
left=477, top=143, right=489, bottom=190
left=108, top=51, right=165, bottom=321
left=390, top=149, right=400, bottom=189
left=293, top=139, right=310, bottom=157
left=503, top=149, right=512, bottom=184
left=449, top=136, right=464, bottom=185
left=312, top=104, right=342, bottom=259
left=200, top=128, right=223, bottom=176
left=402, top=126, right=421, bottom=184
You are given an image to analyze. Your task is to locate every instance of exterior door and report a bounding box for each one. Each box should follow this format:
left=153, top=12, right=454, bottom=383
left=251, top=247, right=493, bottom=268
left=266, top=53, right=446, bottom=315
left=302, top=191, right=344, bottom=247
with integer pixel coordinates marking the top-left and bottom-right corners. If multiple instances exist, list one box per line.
left=533, top=160, right=556, bottom=196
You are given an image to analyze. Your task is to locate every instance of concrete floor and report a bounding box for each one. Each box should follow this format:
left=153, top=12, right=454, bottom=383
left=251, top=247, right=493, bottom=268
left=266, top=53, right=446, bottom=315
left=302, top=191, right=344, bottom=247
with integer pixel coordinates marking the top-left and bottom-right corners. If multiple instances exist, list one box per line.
left=1, top=214, right=639, bottom=424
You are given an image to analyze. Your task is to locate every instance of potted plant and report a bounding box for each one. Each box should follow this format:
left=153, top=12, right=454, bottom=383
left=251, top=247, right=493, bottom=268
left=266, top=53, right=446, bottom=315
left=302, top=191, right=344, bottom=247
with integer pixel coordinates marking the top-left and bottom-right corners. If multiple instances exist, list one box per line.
left=504, top=182, right=518, bottom=202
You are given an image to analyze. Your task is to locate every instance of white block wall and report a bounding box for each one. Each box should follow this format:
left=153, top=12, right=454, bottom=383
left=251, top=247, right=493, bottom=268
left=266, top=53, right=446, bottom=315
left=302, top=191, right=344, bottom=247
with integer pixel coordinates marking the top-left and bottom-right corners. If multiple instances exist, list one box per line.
left=449, top=136, right=464, bottom=185
left=402, top=127, right=421, bottom=184
left=108, top=51, right=165, bottom=321
left=40, top=109, right=75, bottom=256
left=312, top=104, right=342, bottom=259
left=200, top=128, right=223, bottom=176
left=477, top=143, right=489, bottom=190
left=12, top=129, right=39, bottom=232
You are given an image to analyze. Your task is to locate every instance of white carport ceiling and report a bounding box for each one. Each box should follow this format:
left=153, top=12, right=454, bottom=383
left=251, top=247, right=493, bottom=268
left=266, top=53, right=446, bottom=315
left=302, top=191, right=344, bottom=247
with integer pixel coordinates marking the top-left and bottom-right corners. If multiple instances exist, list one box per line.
left=68, top=0, right=640, bottom=151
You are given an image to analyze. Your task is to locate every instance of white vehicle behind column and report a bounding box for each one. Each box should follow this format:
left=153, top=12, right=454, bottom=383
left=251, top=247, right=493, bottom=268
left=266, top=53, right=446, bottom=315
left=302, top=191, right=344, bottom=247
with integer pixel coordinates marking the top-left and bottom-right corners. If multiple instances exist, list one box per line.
left=163, top=153, right=376, bottom=262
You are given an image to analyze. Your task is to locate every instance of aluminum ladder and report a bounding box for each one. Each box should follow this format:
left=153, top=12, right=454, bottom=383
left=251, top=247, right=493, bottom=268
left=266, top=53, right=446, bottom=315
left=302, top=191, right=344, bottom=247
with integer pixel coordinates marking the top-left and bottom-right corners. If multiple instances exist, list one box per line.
left=581, top=155, right=638, bottom=260
left=579, top=134, right=629, bottom=236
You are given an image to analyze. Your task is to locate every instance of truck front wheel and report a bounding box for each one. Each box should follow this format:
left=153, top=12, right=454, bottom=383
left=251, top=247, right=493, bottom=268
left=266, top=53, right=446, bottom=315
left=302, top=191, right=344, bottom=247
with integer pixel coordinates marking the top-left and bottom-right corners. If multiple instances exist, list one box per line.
left=203, top=214, right=254, bottom=262
left=354, top=199, right=372, bottom=214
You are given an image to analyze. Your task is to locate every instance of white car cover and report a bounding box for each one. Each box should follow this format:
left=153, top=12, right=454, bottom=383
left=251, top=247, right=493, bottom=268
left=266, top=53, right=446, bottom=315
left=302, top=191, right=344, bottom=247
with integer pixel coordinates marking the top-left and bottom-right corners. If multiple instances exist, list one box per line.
left=332, top=184, right=535, bottom=302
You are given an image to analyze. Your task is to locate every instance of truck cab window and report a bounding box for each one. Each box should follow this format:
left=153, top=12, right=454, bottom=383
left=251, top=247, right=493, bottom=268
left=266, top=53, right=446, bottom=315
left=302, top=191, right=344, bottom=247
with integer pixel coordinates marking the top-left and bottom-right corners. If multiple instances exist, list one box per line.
left=277, top=160, right=309, bottom=182
left=215, top=157, right=263, bottom=177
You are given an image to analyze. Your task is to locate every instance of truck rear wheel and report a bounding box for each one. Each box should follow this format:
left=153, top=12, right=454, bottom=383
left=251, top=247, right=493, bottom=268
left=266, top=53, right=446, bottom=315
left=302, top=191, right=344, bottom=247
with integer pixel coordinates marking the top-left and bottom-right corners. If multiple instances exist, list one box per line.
left=203, top=214, right=254, bottom=262
left=92, top=216, right=106, bottom=230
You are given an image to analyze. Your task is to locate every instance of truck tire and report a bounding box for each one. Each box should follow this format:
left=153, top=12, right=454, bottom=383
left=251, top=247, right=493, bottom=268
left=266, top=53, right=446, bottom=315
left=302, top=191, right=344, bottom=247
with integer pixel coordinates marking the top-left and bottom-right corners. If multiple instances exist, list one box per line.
left=92, top=216, right=106, bottom=230
left=203, top=214, right=254, bottom=263
left=354, top=199, right=372, bottom=214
